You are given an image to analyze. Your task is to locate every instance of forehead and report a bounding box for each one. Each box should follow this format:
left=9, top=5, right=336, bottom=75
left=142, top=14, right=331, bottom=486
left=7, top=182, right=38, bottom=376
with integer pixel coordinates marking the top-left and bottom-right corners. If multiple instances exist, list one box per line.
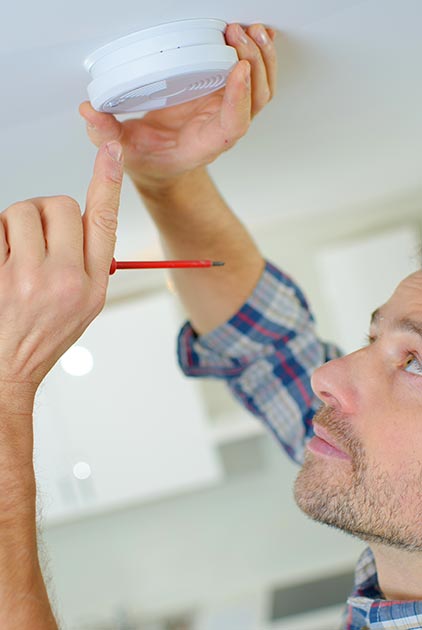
left=375, top=271, right=422, bottom=322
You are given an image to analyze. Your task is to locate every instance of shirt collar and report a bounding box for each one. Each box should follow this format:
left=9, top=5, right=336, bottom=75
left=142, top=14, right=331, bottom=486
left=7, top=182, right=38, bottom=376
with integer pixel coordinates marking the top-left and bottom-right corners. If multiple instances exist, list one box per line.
left=347, top=547, right=422, bottom=628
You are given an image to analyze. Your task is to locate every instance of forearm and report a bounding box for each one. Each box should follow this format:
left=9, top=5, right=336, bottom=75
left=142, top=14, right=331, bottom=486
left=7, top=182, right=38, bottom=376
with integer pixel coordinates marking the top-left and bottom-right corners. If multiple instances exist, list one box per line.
left=0, top=396, right=57, bottom=630
left=0, top=143, right=124, bottom=630
left=0, top=527, right=57, bottom=630
left=135, top=167, right=265, bottom=334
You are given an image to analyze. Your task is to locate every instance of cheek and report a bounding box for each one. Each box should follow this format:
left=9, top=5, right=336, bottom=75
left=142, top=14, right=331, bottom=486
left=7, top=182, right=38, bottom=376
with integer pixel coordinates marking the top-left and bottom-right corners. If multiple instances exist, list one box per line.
left=364, top=409, right=422, bottom=475
left=353, top=371, right=422, bottom=470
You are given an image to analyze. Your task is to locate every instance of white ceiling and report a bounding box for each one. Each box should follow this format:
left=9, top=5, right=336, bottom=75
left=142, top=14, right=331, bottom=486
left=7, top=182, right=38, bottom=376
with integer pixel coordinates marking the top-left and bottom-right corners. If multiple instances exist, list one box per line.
left=2, top=0, right=422, bottom=261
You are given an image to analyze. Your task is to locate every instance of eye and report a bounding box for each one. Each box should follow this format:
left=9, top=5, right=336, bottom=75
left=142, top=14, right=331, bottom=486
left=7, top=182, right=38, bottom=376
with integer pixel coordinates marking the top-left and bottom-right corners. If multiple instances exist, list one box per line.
left=404, top=354, right=422, bottom=376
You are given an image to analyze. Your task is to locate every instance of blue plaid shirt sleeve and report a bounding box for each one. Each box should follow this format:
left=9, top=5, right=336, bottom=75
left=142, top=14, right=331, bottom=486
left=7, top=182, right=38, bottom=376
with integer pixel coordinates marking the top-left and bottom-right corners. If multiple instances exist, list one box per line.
left=177, top=261, right=343, bottom=465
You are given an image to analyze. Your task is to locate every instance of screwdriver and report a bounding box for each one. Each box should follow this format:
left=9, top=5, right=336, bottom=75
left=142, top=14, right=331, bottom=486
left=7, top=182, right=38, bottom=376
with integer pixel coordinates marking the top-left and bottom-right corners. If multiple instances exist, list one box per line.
left=109, top=258, right=225, bottom=274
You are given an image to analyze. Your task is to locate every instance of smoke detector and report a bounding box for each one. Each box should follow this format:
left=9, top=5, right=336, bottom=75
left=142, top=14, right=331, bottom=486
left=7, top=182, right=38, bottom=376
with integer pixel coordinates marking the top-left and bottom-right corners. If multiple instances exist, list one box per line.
left=84, top=18, right=238, bottom=113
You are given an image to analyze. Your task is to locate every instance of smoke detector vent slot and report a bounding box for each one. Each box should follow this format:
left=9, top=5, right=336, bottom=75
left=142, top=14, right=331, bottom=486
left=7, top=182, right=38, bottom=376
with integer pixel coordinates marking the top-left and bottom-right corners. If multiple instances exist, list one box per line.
left=84, top=19, right=238, bottom=113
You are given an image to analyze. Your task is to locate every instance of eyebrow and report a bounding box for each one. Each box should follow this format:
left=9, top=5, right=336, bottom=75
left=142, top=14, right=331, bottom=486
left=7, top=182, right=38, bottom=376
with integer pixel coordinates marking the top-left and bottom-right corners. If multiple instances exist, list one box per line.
left=396, top=318, right=422, bottom=340
left=370, top=308, right=422, bottom=341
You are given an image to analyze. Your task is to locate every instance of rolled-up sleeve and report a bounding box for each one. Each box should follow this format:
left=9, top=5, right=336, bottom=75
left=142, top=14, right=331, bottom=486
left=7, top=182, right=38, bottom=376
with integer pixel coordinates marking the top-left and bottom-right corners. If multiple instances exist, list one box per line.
left=177, top=261, right=342, bottom=464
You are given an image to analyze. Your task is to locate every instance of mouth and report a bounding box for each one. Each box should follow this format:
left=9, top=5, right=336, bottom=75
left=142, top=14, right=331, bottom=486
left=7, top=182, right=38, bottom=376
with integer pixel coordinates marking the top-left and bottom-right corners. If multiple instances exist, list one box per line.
left=307, top=423, right=352, bottom=461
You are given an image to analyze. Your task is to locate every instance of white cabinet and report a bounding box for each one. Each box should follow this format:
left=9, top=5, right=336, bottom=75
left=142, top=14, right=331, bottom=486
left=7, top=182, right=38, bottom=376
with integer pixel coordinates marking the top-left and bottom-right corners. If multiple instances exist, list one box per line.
left=33, top=292, right=223, bottom=524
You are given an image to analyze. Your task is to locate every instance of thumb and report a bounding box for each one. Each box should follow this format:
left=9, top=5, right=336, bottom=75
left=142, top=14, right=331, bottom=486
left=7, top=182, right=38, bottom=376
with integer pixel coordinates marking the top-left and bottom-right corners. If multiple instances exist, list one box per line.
left=83, top=141, right=124, bottom=285
left=218, top=60, right=251, bottom=146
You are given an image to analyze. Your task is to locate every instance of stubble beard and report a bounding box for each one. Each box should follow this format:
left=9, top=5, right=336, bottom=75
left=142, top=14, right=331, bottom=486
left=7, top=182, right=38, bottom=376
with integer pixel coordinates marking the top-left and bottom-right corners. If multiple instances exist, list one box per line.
left=294, top=406, right=422, bottom=552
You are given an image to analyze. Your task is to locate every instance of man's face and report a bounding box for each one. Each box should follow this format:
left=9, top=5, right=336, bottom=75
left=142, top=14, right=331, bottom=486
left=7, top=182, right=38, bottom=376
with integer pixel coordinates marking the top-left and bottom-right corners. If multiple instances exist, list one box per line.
left=294, top=270, right=422, bottom=551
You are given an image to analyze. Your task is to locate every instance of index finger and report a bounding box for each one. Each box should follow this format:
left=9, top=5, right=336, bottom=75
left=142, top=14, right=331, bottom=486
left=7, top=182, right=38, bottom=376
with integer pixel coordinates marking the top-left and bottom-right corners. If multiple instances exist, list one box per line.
left=83, top=141, right=123, bottom=285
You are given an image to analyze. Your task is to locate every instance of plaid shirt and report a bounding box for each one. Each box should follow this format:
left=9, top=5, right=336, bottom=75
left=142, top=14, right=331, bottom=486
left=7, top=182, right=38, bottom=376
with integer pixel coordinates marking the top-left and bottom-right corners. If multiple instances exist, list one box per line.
left=177, top=261, right=422, bottom=630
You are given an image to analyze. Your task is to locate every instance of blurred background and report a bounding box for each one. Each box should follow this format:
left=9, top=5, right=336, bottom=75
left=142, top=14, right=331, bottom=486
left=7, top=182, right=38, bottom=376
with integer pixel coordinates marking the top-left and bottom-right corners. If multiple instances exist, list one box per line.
left=2, top=0, right=422, bottom=628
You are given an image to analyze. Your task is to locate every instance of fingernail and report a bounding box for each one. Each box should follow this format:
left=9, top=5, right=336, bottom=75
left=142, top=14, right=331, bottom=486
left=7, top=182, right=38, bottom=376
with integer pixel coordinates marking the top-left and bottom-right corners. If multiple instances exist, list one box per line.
left=87, top=122, right=97, bottom=131
left=236, top=25, right=248, bottom=46
left=254, top=26, right=269, bottom=47
left=106, top=141, right=123, bottom=163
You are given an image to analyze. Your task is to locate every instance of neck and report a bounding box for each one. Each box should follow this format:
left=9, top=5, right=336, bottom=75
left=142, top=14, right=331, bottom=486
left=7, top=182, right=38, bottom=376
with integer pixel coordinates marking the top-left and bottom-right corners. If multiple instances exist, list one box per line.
left=371, top=543, right=422, bottom=600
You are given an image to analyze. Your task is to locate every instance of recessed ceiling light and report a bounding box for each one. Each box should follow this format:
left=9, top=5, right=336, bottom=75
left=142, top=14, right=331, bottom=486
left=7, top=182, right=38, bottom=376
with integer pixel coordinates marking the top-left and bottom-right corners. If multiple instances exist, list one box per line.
left=73, top=462, right=92, bottom=481
left=60, top=346, right=94, bottom=376
left=84, top=18, right=238, bottom=113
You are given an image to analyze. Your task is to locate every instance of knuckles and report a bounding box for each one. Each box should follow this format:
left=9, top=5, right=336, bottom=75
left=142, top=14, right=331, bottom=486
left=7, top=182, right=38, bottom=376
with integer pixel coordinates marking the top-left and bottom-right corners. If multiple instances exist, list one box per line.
left=5, top=200, right=35, bottom=213
left=91, top=207, right=119, bottom=235
left=46, top=195, right=82, bottom=219
left=4, top=195, right=82, bottom=220
left=50, top=195, right=81, bottom=213
left=3, top=200, right=39, bottom=219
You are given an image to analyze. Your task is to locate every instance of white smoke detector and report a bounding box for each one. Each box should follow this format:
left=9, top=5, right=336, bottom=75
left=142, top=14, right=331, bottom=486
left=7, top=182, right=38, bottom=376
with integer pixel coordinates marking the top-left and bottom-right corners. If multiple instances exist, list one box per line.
left=84, top=18, right=238, bottom=113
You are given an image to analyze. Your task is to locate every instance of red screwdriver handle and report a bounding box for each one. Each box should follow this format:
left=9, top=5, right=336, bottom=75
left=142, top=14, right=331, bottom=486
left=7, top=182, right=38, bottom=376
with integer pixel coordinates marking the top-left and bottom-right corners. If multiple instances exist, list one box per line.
left=109, top=258, right=118, bottom=275
left=109, top=258, right=224, bottom=274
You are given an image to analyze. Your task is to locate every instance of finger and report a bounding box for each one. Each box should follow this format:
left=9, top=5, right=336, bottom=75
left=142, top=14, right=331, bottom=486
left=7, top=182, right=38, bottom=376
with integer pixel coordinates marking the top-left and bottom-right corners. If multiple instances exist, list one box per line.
left=36, top=196, right=84, bottom=267
left=225, top=24, right=271, bottom=116
left=219, top=60, right=251, bottom=144
left=0, top=217, right=9, bottom=265
left=247, top=24, right=278, bottom=101
left=2, top=201, right=46, bottom=266
left=79, top=101, right=123, bottom=149
left=83, top=141, right=124, bottom=284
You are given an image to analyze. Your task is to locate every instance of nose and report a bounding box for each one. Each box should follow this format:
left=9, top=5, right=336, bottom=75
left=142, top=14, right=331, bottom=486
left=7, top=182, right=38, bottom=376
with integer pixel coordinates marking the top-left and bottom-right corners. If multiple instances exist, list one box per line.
left=311, top=353, right=360, bottom=415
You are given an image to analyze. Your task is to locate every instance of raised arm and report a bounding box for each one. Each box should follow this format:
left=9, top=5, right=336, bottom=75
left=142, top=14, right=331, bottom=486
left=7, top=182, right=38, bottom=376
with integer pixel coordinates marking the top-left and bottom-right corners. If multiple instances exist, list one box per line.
left=80, top=23, right=277, bottom=334
left=135, top=167, right=265, bottom=334
left=79, top=29, right=343, bottom=465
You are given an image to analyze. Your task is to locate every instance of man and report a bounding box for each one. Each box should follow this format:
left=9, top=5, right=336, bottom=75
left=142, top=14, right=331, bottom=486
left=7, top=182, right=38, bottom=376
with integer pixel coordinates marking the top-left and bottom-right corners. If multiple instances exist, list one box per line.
left=0, top=22, right=418, bottom=630
left=80, top=22, right=422, bottom=630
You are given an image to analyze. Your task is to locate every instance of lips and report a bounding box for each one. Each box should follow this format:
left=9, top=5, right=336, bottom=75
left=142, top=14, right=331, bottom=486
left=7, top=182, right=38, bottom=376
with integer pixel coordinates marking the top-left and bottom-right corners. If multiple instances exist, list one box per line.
left=308, top=423, right=352, bottom=461
left=313, top=424, right=345, bottom=450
